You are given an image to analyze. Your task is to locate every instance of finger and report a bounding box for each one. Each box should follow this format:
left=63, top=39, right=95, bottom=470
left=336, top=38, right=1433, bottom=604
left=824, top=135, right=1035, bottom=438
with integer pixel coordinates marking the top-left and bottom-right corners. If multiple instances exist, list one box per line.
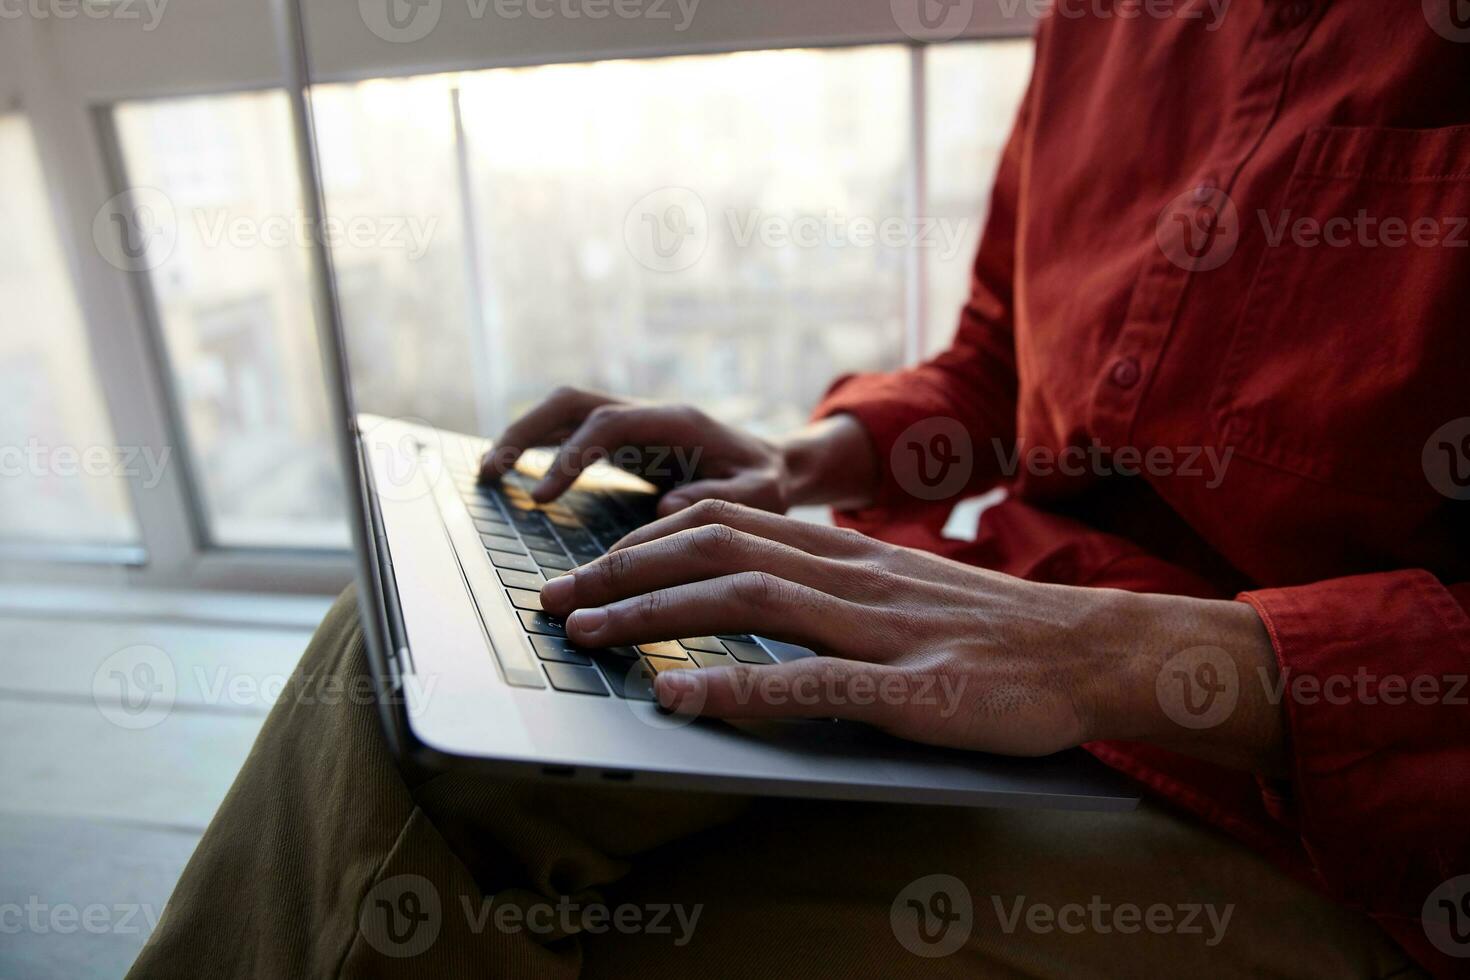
left=656, top=472, right=782, bottom=517
left=532, top=403, right=689, bottom=502
left=653, top=658, right=903, bottom=727
left=541, top=525, right=884, bottom=616
left=563, top=573, right=883, bottom=658
left=613, top=498, right=871, bottom=560
left=479, top=387, right=612, bottom=481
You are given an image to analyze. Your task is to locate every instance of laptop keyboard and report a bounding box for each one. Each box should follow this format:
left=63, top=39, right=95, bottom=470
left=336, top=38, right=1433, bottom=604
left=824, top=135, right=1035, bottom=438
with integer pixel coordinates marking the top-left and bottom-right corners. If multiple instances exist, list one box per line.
left=444, top=455, right=774, bottom=699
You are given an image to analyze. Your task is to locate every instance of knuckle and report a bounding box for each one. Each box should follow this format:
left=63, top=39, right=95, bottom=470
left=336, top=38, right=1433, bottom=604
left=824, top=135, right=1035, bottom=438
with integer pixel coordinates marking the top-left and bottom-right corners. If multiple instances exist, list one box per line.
left=634, top=588, right=667, bottom=622
left=732, top=570, right=783, bottom=610
left=690, top=497, right=737, bottom=525
left=597, top=548, right=633, bottom=593
left=846, top=559, right=894, bottom=596
left=689, top=523, right=739, bottom=563
left=549, top=384, right=582, bottom=404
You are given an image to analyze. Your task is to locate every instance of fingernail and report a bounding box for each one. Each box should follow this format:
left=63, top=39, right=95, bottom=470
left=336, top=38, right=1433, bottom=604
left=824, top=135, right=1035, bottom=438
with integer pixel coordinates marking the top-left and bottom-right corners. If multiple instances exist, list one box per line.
left=539, top=574, right=574, bottom=610
left=568, top=607, right=607, bottom=635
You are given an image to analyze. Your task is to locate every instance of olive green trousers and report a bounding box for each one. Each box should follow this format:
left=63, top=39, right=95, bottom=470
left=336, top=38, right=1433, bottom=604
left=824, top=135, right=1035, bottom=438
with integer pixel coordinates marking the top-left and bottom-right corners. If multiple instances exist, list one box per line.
left=127, top=590, right=1420, bottom=979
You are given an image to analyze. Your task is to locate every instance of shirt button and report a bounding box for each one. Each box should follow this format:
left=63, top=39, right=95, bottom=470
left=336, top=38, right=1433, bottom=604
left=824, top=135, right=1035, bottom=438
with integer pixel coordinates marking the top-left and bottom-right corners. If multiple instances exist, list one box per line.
left=1192, top=177, right=1219, bottom=204
left=1109, top=357, right=1141, bottom=389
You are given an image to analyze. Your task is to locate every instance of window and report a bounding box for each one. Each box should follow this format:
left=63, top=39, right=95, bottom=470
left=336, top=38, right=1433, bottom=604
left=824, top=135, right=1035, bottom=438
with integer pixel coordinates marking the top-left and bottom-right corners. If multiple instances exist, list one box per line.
left=0, top=114, right=141, bottom=551
left=112, top=92, right=347, bottom=549
left=101, top=38, right=1034, bottom=557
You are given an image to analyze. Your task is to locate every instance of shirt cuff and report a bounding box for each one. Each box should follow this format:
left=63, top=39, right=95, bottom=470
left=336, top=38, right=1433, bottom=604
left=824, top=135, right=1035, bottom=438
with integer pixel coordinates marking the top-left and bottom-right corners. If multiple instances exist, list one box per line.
left=1238, top=569, right=1470, bottom=916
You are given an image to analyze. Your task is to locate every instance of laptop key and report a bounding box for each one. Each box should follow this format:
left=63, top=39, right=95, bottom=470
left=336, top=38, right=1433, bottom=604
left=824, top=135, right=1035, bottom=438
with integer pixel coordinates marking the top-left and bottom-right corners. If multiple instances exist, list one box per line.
left=679, top=636, right=727, bottom=654
left=688, top=649, right=730, bottom=669
left=636, top=641, right=687, bottom=660
left=479, top=530, right=522, bottom=550
left=488, top=550, right=538, bottom=573
left=592, top=654, right=657, bottom=701
left=506, top=588, right=543, bottom=612
left=645, top=655, right=695, bottom=675
left=717, top=634, right=755, bottom=643
left=543, top=662, right=609, bottom=696
left=722, top=640, right=774, bottom=664
left=532, top=550, right=574, bottom=571
left=520, top=533, right=562, bottom=553
left=465, top=503, right=506, bottom=522
left=530, top=635, right=593, bottom=666
left=520, top=611, right=567, bottom=637
left=496, top=568, right=544, bottom=590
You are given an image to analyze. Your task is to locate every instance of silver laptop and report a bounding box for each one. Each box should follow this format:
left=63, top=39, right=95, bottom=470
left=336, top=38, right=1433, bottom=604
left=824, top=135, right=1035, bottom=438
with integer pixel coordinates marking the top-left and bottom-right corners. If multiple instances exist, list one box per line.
left=275, top=0, right=1137, bottom=811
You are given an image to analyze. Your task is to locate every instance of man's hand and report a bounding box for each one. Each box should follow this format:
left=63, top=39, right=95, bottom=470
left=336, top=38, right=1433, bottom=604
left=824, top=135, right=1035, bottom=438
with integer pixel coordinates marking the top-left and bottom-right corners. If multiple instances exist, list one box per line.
left=538, top=500, right=1287, bottom=772
left=480, top=387, right=878, bottom=515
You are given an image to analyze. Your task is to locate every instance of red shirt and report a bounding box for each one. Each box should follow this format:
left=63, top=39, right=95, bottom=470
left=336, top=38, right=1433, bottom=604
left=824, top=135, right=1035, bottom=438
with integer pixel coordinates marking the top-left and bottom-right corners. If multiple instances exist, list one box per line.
left=815, top=4, right=1470, bottom=974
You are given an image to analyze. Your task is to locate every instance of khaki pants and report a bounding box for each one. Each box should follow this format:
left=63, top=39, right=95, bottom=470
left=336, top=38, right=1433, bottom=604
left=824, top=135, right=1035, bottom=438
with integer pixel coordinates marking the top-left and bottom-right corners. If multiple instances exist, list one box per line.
left=127, top=590, right=1420, bottom=979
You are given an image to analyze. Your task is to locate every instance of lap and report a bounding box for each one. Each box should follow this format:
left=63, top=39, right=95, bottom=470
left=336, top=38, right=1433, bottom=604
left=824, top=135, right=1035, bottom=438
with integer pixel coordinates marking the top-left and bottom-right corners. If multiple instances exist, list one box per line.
left=129, top=590, right=1421, bottom=980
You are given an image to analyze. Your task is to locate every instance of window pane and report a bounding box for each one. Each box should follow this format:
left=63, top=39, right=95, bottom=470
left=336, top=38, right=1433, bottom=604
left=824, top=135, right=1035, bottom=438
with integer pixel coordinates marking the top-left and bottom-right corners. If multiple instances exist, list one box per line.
left=456, top=47, right=909, bottom=437
left=111, top=93, right=347, bottom=548
left=0, top=114, right=140, bottom=549
left=925, top=39, right=1034, bottom=358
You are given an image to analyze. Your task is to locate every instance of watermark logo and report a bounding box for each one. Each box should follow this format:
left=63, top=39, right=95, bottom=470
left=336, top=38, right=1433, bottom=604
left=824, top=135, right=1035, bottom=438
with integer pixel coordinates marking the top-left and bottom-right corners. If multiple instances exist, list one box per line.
left=624, top=187, right=708, bottom=272
left=0, top=0, right=170, bottom=31
left=92, top=645, right=176, bottom=730
left=362, top=417, right=445, bottom=504
left=1425, top=0, right=1470, bottom=42
left=1423, top=875, right=1470, bottom=958
left=891, top=874, right=973, bottom=957
left=1156, top=645, right=1238, bottom=730
left=93, top=187, right=177, bottom=273
left=1156, top=185, right=1239, bottom=272
left=360, top=0, right=441, bottom=42
left=891, top=0, right=973, bottom=41
left=1424, top=418, right=1470, bottom=500
left=891, top=417, right=974, bottom=502
left=360, top=874, right=442, bottom=958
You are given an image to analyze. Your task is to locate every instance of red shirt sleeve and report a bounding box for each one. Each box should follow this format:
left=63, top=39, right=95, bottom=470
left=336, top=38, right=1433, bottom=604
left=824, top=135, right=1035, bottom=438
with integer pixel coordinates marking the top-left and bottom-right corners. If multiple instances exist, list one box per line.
left=812, top=68, right=1031, bottom=514
left=1239, top=571, right=1470, bottom=968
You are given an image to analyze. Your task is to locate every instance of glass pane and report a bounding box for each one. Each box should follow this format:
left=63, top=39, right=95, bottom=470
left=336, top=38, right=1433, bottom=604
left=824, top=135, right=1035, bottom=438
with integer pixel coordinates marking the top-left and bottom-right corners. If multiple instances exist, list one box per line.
left=311, top=77, right=480, bottom=435
left=111, top=93, right=347, bottom=548
left=457, top=47, right=910, bottom=437
left=925, top=39, right=1035, bottom=358
left=0, top=114, right=141, bottom=549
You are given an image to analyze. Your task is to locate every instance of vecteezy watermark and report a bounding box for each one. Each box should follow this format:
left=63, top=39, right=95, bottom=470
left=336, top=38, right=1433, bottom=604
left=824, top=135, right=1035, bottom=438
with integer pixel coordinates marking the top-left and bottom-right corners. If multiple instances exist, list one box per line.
left=623, top=187, right=709, bottom=273
left=1156, top=184, right=1240, bottom=272
left=90, top=646, right=444, bottom=730
left=1156, top=646, right=1240, bottom=731
left=359, top=0, right=699, bottom=43
left=462, top=895, right=703, bottom=945
left=93, top=187, right=437, bottom=273
left=0, top=898, right=163, bottom=936
left=623, top=187, right=975, bottom=273
left=358, top=875, right=702, bottom=958
left=993, top=439, right=1234, bottom=489
left=1424, top=418, right=1470, bottom=501
left=890, top=0, right=1231, bottom=42
left=0, top=0, right=168, bottom=30
left=1156, top=646, right=1469, bottom=732
left=360, top=875, right=443, bottom=958
left=989, top=894, right=1234, bottom=946
left=1259, top=209, right=1470, bottom=250
left=891, top=417, right=975, bottom=502
left=1423, top=874, right=1470, bottom=959
left=890, top=875, right=1235, bottom=957
left=0, top=440, right=172, bottom=489
left=1424, top=0, right=1470, bottom=43
left=891, top=874, right=974, bottom=957
left=93, top=645, right=177, bottom=730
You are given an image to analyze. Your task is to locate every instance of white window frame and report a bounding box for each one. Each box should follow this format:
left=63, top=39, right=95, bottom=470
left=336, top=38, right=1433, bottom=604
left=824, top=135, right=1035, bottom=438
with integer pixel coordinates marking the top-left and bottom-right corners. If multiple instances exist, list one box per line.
left=4, top=1, right=1035, bottom=593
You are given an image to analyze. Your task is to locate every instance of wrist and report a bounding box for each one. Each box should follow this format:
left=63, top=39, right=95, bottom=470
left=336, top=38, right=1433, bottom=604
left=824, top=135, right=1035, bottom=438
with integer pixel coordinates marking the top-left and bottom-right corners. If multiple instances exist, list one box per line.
left=1087, top=589, right=1286, bottom=775
left=776, top=414, right=878, bottom=511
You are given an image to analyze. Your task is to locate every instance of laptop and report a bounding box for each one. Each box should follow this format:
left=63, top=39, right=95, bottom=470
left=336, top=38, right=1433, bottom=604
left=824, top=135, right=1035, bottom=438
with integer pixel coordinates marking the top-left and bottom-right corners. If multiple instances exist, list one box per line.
left=275, top=0, right=1137, bottom=811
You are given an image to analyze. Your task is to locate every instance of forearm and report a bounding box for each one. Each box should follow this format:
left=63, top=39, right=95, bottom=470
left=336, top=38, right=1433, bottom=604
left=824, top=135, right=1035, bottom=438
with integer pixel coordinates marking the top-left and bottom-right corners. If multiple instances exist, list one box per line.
left=777, top=413, right=879, bottom=512
left=1087, top=589, right=1287, bottom=778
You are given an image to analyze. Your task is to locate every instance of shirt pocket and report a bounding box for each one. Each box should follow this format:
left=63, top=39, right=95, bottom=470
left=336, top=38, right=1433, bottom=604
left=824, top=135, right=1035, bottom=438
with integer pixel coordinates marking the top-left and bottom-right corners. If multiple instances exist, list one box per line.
left=1210, top=124, right=1470, bottom=501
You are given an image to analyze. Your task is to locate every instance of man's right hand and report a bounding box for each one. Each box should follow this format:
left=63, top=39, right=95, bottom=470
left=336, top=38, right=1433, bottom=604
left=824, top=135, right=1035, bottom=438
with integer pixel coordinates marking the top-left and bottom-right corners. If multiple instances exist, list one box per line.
left=479, top=386, right=878, bottom=517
